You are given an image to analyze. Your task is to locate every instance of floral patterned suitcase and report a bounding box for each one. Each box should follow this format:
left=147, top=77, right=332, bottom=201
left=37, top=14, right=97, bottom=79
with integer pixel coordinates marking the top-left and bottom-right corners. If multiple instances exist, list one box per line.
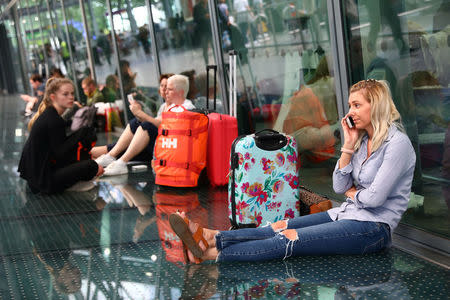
left=228, top=129, right=300, bottom=228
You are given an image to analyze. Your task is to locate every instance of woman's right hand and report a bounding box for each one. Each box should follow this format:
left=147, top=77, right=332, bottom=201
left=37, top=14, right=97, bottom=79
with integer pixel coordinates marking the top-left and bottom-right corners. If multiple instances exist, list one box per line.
left=129, top=100, right=143, bottom=117
left=341, top=114, right=359, bottom=149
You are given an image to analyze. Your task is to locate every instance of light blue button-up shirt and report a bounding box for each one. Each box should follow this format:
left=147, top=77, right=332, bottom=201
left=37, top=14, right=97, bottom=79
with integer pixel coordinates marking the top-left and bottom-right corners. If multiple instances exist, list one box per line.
left=328, top=125, right=416, bottom=232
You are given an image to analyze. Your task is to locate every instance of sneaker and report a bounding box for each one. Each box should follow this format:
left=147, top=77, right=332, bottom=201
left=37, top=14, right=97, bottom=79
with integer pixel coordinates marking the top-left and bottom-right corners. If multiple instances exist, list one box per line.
left=95, top=154, right=116, bottom=167
left=103, top=159, right=128, bottom=176
left=66, top=180, right=96, bottom=192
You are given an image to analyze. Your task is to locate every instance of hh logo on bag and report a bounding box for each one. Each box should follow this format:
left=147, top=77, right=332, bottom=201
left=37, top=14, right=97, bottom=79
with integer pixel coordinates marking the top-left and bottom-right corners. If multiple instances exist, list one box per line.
left=162, top=138, right=177, bottom=149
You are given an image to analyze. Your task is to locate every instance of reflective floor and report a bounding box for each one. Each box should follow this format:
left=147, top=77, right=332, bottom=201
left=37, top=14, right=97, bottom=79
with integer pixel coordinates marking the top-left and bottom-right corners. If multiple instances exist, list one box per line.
left=1, top=95, right=448, bottom=299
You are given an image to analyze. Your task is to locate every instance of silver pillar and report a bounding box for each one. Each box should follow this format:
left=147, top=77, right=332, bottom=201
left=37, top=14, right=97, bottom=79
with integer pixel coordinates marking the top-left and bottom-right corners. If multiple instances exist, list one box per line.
left=36, top=1, right=49, bottom=77
left=327, top=0, right=349, bottom=118
left=79, top=0, right=96, bottom=82
left=144, top=0, right=161, bottom=78
left=60, top=0, right=81, bottom=101
left=106, top=0, right=128, bottom=124
left=45, top=0, right=62, bottom=69
left=12, top=3, right=30, bottom=94
left=207, top=0, right=228, bottom=113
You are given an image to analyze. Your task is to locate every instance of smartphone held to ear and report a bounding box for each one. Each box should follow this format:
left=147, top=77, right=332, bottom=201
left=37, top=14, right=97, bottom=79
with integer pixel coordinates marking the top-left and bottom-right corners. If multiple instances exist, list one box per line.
left=346, top=116, right=355, bottom=128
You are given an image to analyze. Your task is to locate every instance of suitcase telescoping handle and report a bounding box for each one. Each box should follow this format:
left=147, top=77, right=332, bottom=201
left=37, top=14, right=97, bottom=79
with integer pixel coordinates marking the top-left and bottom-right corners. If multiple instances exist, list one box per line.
left=229, top=50, right=237, bottom=118
left=254, top=129, right=288, bottom=150
left=206, top=65, right=217, bottom=111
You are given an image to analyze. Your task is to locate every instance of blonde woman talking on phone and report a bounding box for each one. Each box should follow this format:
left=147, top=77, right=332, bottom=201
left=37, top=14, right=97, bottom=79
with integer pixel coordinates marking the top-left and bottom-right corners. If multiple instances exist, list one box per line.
left=170, top=79, right=416, bottom=263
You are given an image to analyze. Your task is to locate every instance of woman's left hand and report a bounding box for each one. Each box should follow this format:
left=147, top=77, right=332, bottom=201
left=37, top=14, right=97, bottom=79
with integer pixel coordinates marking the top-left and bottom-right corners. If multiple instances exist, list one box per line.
left=345, top=186, right=357, bottom=200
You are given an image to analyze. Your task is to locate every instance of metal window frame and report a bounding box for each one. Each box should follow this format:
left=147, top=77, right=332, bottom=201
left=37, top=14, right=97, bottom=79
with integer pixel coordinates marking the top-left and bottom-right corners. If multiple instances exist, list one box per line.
left=327, top=0, right=349, bottom=121
left=79, top=0, right=96, bottom=82
left=208, top=0, right=228, bottom=113
left=60, top=0, right=81, bottom=101
left=106, top=0, right=128, bottom=124
left=12, top=3, right=29, bottom=94
left=145, top=0, right=161, bottom=81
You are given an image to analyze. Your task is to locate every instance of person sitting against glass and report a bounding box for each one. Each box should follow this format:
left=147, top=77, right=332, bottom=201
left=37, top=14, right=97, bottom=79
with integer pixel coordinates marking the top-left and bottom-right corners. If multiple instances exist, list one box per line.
left=82, top=76, right=105, bottom=106
left=93, top=74, right=195, bottom=176
left=20, top=73, right=46, bottom=116
left=18, top=78, right=103, bottom=193
left=101, top=74, right=120, bottom=103
left=169, top=79, right=416, bottom=263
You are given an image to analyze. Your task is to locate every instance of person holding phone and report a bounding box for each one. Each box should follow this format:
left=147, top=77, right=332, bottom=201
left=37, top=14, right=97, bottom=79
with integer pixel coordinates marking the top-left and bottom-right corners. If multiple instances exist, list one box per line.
left=93, top=74, right=195, bottom=176
left=169, top=79, right=416, bottom=263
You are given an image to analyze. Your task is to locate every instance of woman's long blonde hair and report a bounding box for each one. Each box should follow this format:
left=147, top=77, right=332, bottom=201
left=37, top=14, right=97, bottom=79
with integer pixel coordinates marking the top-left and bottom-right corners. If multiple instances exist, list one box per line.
left=28, top=77, right=75, bottom=131
left=350, top=79, right=403, bottom=152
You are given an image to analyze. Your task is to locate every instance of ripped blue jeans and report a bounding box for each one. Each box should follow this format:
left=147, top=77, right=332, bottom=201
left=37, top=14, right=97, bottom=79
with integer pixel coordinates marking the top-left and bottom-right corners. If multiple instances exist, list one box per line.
left=215, top=212, right=391, bottom=262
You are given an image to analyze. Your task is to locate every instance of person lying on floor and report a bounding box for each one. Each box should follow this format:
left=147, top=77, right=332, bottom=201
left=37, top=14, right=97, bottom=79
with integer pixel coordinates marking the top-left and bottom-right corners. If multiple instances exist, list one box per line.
left=170, top=79, right=416, bottom=263
left=18, top=78, right=103, bottom=194
left=93, top=74, right=195, bottom=176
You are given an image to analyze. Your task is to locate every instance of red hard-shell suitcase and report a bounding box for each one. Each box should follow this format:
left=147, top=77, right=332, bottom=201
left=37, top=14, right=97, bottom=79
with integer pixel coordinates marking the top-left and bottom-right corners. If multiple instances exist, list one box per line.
left=207, top=113, right=238, bottom=186
left=205, top=65, right=238, bottom=186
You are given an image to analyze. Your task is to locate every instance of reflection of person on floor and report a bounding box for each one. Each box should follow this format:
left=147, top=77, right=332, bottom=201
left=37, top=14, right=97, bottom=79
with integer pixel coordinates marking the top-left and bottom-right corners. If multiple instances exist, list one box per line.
left=119, top=183, right=156, bottom=242
left=171, top=79, right=416, bottom=263
left=22, top=195, right=105, bottom=295
left=18, top=78, right=103, bottom=194
left=93, top=74, right=195, bottom=176
left=189, top=252, right=410, bottom=299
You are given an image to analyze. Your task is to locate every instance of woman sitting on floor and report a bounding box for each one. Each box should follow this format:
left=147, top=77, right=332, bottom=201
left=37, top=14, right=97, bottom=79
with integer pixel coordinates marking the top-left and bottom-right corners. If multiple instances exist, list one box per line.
left=18, top=78, right=103, bottom=193
left=170, top=79, right=416, bottom=263
left=93, top=74, right=195, bottom=176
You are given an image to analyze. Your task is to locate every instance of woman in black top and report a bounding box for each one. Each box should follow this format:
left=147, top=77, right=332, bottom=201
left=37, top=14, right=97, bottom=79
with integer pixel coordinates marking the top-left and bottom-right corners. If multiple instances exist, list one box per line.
left=18, top=78, right=103, bottom=194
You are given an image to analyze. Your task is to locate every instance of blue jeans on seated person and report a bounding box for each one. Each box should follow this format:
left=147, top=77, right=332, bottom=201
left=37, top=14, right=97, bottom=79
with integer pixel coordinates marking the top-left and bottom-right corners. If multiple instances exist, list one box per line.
left=215, top=212, right=391, bottom=262
left=107, top=118, right=158, bottom=162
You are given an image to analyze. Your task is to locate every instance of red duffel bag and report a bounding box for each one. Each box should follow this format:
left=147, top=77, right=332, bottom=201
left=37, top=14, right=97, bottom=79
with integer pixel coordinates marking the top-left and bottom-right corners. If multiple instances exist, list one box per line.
left=152, top=106, right=209, bottom=187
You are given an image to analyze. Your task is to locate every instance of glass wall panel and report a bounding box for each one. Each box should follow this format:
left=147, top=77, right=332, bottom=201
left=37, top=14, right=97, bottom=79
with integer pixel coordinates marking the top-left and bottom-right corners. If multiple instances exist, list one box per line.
left=151, top=0, right=224, bottom=107
left=52, top=0, right=80, bottom=97
left=3, top=14, right=23, bottom=93
left=37, top=0, right=56, bottom=77
left=216, top=0, right=340, bottom=196
left=108, top=0, right=160, bottom=120
left=62, top=1, right=92, bottom=104
left=21, top=0, right=46, bottom=79
left=342, top=0, right=449, bottom=237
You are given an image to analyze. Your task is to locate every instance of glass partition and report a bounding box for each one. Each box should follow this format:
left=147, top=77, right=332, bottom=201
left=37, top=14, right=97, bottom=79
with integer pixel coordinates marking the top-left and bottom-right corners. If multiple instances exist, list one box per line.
left=342, top=0, right=449, bottom=238
left=216, top=0, right=340, bottom=197
left=150, top=0, right=224, bottom=108
left=108, top=0, right=160, bottom=120
left=2, top=13, right=22, bottom=93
